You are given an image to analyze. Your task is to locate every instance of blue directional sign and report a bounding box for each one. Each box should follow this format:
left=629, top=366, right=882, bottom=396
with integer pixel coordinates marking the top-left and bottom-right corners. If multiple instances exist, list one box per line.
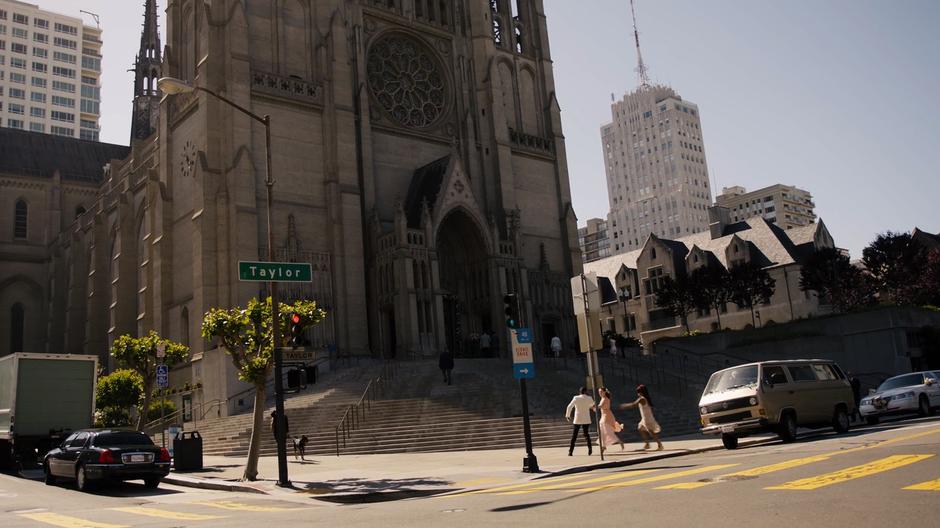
left=514, top=362, right=535, bottom=380
left=156, top=364, right=169, bottom=389
left=515, top=328, right=533, bottom=344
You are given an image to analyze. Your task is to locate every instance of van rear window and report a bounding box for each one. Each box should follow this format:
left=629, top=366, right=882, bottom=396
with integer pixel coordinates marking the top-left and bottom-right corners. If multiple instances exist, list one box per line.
left=788, top=365, right=816, bottom=382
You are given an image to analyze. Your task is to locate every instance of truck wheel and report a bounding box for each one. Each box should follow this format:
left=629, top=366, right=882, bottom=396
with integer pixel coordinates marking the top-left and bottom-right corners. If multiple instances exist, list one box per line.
left=832, top=406, right=850, bottom=434
left=43, top=462, right=56, bottom=485
left=778, top=412, right=798, bottom=443
left=918, top=395, right=932, bottom=417
left=721, top=434, right=739, bottom=450
left=75, top=465, right=93, bottom=492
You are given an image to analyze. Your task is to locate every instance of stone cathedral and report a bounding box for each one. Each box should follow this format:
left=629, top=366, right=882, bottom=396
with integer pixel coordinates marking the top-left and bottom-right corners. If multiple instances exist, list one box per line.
left=1, top=0, right=582, bottom=406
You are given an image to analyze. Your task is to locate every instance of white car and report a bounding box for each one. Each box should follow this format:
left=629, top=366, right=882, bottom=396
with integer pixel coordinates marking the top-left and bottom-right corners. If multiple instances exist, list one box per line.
left=859, top=370, right=940, bottom=424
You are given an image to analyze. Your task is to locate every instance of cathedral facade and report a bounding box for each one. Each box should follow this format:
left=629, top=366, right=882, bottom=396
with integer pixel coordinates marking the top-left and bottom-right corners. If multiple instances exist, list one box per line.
left=2, top=1, right=581, bottom=407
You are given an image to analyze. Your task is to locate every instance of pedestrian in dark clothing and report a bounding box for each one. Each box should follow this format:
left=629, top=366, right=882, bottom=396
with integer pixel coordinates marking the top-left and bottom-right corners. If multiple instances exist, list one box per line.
left=439, top=351, right=454, bottom=385
left=849, top=374, right=862, bottom=422
left=271, top=410, right=289, bottom=442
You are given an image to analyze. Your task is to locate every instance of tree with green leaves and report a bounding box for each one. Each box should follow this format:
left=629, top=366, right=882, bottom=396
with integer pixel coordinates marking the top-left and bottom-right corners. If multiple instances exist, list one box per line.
left=201, top=297, right=326, bottom=482
left=654, top=275, right=697, bottom=333
left=862, top=231, right=927, bottom=305
left=689, top=265, right=733, bottom=330
left=799, top=247, right=875, bottom=312
left=729, top=261, right=776, bottom=327
left=95, top=369, right=143, bottom=427
left=110, top=331, right=189, bottom=430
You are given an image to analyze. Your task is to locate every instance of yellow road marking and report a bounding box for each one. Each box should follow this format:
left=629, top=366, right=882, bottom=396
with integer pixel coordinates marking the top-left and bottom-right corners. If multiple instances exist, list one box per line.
left=19, top=512, right=128, bottom=528
left=196, top=501, right=308, bottom=512
left=903, top=477, right=940, bottom=491
left=662, top=425, right=940, bottom=490
left=564, top=464, right=739, bottom=493
left=494, top=469, right=661, bottom=495
left=766, top=454, right=934, bottom=491
left=110, top=506, right=223, bottom=521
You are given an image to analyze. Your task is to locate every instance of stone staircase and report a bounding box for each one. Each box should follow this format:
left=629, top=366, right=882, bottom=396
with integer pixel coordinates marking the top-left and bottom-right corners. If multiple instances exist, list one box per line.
left=191, top=355, right=705, bottom=458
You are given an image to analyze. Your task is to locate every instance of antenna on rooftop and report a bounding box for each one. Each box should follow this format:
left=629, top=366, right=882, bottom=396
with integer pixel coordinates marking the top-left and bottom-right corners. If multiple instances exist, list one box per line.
left=80, top=10, right=100, bottom=29
left=629, top=0, right=651, bottom=89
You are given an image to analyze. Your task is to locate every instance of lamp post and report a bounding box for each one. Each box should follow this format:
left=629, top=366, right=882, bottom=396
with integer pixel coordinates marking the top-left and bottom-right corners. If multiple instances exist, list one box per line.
left=158, top=77, right=290, bottom=488
left=618, top=288, right=631, bottom=338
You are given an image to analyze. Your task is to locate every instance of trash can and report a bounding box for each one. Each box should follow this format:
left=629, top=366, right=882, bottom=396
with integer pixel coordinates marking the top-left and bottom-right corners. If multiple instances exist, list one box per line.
left=173, top=431, right=203, bottom=471
left=304, top=364, right=318, bottom=385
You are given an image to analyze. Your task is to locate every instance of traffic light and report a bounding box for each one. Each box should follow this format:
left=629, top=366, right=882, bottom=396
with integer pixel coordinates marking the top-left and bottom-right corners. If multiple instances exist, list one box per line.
left=503, top=294, right=519, bottom=329
left=289, top=312, right=303, bottom=348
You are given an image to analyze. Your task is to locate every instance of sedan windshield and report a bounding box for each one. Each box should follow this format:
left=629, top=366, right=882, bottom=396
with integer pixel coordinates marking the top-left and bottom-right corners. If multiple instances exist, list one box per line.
left=93, top=432, right=154, bottom=447
left=877, top=374, right=924, bottom=392
left=704, top=365, right=759, bottom=395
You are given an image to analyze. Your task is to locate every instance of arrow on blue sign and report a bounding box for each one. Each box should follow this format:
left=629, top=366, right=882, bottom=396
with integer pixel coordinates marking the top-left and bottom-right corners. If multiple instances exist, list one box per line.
left=513, top=362, right=535, bottom=380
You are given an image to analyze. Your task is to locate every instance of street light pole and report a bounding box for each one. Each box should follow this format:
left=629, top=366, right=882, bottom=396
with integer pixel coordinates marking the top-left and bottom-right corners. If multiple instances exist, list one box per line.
left=157, top=77, right=290, bottom=487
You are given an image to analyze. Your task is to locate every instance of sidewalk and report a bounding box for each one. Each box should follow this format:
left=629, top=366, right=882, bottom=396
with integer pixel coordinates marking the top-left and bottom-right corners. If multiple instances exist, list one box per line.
left=164, top=433, right=775, bottom=501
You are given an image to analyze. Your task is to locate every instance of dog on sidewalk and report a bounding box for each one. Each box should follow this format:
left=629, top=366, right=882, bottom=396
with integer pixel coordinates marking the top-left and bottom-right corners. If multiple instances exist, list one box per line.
left=289, top=435, right=309, bottom=460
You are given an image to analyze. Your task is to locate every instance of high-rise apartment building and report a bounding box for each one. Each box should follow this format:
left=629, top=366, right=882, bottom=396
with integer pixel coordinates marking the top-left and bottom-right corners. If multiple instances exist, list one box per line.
left=0, top=0, right=101, bottom=140
left=578, top=218, right=611, bottom=263
left=716, top=184, right=816, bottom=230
left=602, top=85, right=713, bottom=254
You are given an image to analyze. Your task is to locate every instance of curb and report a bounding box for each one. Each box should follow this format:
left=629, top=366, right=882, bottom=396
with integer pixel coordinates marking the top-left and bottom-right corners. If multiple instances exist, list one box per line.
left=537, top=436, right=777, bottom=479
left=163, top=474, right=268, bottom=494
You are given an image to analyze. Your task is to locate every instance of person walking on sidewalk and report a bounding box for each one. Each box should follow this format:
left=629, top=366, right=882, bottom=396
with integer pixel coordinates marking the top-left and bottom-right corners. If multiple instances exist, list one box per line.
left=551, top=335, right=562, bottom=358
left=620, top=385, right=663, bottom=451
left=565, top=387, right=595, bottom=456
left=479, top=331, right=491, bottom=358
left=598, top=387, right=624, bottom=452
left=439, top=350, right=454, bottom=385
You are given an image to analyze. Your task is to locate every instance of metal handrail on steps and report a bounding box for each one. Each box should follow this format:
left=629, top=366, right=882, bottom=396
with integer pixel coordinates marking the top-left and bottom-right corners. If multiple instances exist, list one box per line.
left=142, top=399, right=225, bottom=434
left=334, top=361, right=399, bottom=456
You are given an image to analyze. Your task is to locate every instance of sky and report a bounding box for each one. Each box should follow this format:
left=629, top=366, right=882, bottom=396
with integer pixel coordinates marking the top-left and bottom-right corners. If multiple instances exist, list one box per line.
left=35, top=0, right=940, bottom=259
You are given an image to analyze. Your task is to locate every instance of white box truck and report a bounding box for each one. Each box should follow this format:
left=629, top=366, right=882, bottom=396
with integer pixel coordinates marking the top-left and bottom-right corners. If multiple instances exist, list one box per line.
left=0, top=353, right=97, bottom=469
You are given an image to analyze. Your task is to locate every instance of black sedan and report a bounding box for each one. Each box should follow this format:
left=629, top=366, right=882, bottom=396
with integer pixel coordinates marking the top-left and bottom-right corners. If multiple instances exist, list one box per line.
left=43, top=429, right=170, bottom=491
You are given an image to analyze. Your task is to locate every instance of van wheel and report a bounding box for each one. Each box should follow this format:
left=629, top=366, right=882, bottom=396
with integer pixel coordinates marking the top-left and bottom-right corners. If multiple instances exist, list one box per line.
left=865, top=416, right=880, bottom=426
left=917, top=395, right=932, bottom=417
left=721, top=434, right=739, bottom=450
left=778, top=412, right=797, bottom=443
left=832, top=406, right=850, bottom=434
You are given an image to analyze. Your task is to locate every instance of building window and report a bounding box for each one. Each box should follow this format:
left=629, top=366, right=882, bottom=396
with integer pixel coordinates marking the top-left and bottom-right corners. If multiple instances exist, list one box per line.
left=53, top=50, right=76, bottom=64
left=30, top=91, right=45, bottom=103
left=33, top=32, right=47, bottom=43
left=29, top=106, right=43, bottom=118
left=32, top=46, right=46, bottom=58
left=12, top=13, right=28, bottom=25
left=12, top=26, right=27, bottom=39
left=31, top=77, right=47, bottom=88
left=14, top=199, right=28, bottom=238
left=52, top=80, right=75, bottom=93
left=10, top=303, right=25, bottom=353
left=29, top=122, right=44, bottom=133
left=34, top=18, right=49, bottom=29
left=7, top=118, right=24, bottom=129
left=50, top=125, right=73, bottom=137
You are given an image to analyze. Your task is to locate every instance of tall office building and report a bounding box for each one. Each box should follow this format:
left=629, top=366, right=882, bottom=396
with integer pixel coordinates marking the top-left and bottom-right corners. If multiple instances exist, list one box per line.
left=601, top=2, right=712, bottom=254
left=0, top=0, right=102, bottom=140
left=578, top=218, right=611, bottom=263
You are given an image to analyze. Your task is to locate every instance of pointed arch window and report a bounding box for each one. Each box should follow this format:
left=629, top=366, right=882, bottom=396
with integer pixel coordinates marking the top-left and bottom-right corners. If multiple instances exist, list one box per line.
left=11, top=302, right=25, bottom=352
left=14, top=199, right=28, bottom=239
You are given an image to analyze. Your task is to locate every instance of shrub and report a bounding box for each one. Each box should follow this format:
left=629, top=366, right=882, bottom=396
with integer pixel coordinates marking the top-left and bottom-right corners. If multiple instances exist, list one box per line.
left=147, top=398, right=177, bottom=422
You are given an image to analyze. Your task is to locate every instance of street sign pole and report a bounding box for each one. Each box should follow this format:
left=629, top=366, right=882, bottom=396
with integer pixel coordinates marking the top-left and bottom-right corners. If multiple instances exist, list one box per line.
left=580, top=273, right=605, bottom=461
left=511, top=326, right=539, bottom=472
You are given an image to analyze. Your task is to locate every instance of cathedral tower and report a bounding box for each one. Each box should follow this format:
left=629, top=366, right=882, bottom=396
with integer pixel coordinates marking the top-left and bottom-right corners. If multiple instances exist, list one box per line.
left=130, top=0, right=162, bottom=141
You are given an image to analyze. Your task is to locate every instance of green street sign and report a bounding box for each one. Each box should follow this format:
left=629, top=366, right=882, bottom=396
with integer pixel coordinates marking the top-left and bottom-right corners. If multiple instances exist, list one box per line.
left=238, top=261, right=313, bottom=282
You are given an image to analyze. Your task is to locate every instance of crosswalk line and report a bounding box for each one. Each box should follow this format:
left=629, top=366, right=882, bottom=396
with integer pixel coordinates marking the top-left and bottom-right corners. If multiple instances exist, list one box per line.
left=110, top=506, right=223, bottom=521
left=766, top=454, right=934, bottom=491
left=566, top=464, right=739, bottom=493
left=446, top=472, right=611, bottom=497
left=494, top=469, right=662, bottom=495
left=661, top=426, right=940, bottom=490
left=195, top=500, right=309, bottom=512
left=903, top=477, right=940, bottom=491
left=19, top=512, right=128, bottom=528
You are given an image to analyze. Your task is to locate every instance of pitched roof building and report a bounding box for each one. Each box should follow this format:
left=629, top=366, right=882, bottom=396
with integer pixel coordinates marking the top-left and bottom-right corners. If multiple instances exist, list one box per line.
left=581, top=206, right=836, bottom=342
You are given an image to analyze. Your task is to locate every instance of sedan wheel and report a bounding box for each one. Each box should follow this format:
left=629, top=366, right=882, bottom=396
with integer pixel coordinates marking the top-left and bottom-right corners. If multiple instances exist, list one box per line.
left=918, top=395, right=932, bottom=417
left=75, top=465, right=91, bottom=492
left=43, top=463, right=56, bottom=485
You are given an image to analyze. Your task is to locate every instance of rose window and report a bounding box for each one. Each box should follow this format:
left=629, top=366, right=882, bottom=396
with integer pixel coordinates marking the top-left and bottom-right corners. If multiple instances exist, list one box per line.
left=367, top=34, right=448, bottom=129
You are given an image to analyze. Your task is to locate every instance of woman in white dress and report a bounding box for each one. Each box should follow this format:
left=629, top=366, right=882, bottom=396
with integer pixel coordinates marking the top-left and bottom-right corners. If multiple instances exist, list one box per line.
left=597, top=388, right=624, bottom=452
left=620, top=384, right=663, bottom=451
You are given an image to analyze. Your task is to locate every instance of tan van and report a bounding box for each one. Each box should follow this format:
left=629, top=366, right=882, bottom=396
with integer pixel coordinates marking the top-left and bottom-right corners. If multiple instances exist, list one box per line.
left=699, top=359, right=857, bottom=449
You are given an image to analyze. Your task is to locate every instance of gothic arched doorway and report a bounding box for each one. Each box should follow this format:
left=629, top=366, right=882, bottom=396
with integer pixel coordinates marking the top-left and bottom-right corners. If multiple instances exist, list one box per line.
left=436, top=210, right=491, bottom=357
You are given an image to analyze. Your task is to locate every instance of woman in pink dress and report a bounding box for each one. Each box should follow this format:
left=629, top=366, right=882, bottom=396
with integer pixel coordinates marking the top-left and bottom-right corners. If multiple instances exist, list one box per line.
left=620, top=384, right=663, bottom=451
left=597, top=388, right=624, bottom=452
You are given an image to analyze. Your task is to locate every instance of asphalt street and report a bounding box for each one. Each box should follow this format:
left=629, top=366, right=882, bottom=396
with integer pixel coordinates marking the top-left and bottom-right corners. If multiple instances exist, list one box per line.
left=2, top=417, right=939, bottom=528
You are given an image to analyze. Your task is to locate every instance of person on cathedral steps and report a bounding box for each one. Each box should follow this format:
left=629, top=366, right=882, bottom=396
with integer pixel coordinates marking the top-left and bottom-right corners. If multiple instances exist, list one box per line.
left=439, top=350, right=454, bottom=385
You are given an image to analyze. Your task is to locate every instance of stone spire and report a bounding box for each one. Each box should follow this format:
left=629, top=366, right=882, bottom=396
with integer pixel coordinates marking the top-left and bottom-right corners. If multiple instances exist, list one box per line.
left=130, top=0, right=162, bottom=141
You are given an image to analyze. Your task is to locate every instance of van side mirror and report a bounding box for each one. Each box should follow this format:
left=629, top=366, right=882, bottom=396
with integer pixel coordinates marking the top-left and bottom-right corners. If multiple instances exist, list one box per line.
left=926, top=378, right=935, bottom=386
